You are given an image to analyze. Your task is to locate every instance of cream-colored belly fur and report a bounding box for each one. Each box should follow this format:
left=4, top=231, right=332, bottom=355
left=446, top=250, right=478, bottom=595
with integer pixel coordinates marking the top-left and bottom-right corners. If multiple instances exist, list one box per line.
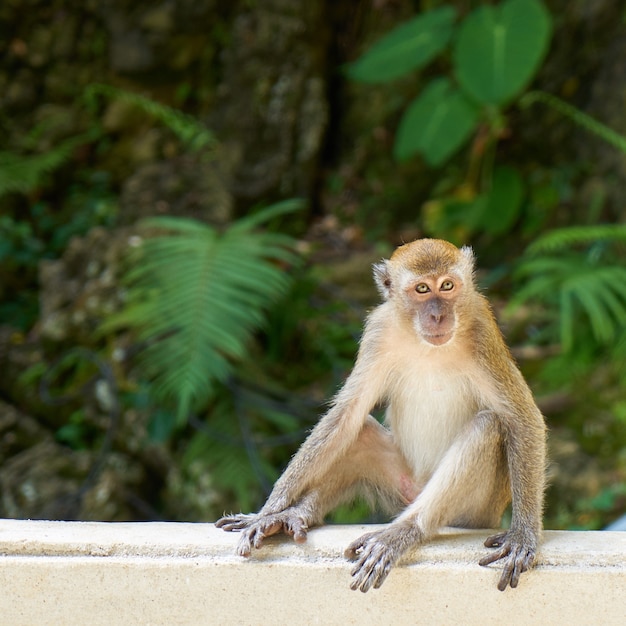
left=382, top=330, right=485, bottom=481
left=386, top=368, right=478, bottom=479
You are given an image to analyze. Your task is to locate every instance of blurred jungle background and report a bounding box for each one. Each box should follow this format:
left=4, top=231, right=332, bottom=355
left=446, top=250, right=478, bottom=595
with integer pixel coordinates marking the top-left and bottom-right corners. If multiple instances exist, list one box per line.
left=1, top=0, right=625, bottom=530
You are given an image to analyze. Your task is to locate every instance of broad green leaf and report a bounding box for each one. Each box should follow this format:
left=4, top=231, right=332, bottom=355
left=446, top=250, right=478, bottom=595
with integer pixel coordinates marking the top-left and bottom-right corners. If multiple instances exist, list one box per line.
left=394, top=78, right=479, bottom=166
left=347, top=7, right=456, bottom=83
left=478, top=166, right=524, bottom=235
left=453, top=0, right=552, bottom=105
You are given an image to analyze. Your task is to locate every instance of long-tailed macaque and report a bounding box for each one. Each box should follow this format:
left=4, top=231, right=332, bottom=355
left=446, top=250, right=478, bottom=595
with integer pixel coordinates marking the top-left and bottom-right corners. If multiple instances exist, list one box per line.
left=216, top=239, right=546, bottom=592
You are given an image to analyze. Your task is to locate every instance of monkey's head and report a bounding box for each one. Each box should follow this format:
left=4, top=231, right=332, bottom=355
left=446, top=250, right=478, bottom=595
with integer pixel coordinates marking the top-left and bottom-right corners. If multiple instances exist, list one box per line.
left=373, top=239, right=476, bottom=346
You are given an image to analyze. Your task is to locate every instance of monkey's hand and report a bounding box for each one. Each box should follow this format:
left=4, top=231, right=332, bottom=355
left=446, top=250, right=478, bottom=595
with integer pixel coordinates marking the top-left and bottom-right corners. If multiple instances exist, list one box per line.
left=345, top=524, right=422, bottom=593
left=215, top=510, right=309, bottom=557
left=479, top=529, right=538, bottom=591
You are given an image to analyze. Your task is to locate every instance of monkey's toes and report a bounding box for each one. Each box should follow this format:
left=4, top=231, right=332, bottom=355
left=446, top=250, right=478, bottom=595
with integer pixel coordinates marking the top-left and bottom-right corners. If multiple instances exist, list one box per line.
left=349, top=550, right=392, bottom=592
left=215, top=513, right=254, bottom=532
left=290, top=521, right=308, bottom=543
left=483, top=531, right=508, bottom=548
left=236, top=532, right=254, bottom=557
left=344, top=532, right=375, bottom=560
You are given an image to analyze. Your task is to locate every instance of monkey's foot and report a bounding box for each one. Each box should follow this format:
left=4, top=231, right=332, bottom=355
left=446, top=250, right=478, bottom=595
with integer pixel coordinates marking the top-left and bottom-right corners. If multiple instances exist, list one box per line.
left=215, top=513, right=256, bottom=532
left=216, top=510, right=309, bottom=557
left=480, top=529, right=537, bottom=591
left=344, top=524, right=422, bottom=593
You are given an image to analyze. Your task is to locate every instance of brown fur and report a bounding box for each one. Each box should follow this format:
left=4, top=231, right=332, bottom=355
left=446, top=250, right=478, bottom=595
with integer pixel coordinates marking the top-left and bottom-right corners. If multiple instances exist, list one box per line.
left=216, top=239, right=547, bottom=592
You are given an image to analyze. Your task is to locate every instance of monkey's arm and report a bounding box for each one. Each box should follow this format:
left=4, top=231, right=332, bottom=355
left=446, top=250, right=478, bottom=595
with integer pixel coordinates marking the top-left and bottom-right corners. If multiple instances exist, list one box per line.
left=216, top=306, right=392, bottom=550
left=480, top=353, right=547, bottom=591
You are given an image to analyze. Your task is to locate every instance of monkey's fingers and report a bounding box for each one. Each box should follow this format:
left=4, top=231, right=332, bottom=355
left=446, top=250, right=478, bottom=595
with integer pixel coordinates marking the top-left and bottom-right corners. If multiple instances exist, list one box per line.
left=344, top=532, right=376, bottom=560
left=479, top=542, right=536, bottom=591
left=499, top=548, right=535, bottom=591
left=236, top=530, right=255, bottom=557
left=215, top=514, right=253, bottom=532
left=234, top=520, right=279, bottom=556
left=349, top=544, right=393, bottom=592
left=483, top=531, right=508, bottom=548
left=479, top=544, right=509, bottom=567
left=286, top=518, right=308, bottom=544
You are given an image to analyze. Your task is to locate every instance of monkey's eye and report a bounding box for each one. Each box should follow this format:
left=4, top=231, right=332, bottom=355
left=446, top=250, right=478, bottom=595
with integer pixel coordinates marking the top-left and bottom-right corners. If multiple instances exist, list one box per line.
left=440, top=280, right=454, bottom=292
left=415, top=283, right=430, bottom=294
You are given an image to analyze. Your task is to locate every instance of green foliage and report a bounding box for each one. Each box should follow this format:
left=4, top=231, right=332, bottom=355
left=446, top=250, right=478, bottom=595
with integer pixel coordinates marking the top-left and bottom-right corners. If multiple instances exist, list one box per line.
left=526, top=224, right=626, bottom=254
left=521, top=91, right=626, bottom=154
left=350, top=0, right=552, bottom=168
left=347, top=7, right=456, bottom=83
left=453, top=0, right=551, bottom=106
left=393, top=78, right=479, bottom=166
left=511, top=225, right=626, bottom=352
left=0, top=130, right=98, bottom=198
left=552, top=484, right=626, bottom=530
left=182, top=385, right=305, bottom=513
left=348, top=0, right=554, bottom=240
left=84, top=83, right=216, bottom=153
left=423, top=165, right=525, bottom=240
left=0, top=216, right=43, bottom=266
left=106, top=200, right=303, bottom=428
left=0, top=172, right=117, bottom=328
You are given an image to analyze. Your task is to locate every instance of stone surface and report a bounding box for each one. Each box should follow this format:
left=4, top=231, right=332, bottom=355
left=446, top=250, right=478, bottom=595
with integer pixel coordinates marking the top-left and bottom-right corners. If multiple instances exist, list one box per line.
left=0, top=521, right=624, bottom=625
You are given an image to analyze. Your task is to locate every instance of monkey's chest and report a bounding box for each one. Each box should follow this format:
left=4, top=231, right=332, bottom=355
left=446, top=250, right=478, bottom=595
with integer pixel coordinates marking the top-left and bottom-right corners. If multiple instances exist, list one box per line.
left=385, top=368, right=479, bottom=477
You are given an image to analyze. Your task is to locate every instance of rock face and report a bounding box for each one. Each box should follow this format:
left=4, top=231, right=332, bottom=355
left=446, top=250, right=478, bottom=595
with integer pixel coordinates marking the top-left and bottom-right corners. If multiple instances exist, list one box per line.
left=118, top=155, right=233, bottom=226
left=0, top=399, right=143, bottom=521
left=211, top=0, right=329, bottom=199
left=38, top=227, right=131, bottom=344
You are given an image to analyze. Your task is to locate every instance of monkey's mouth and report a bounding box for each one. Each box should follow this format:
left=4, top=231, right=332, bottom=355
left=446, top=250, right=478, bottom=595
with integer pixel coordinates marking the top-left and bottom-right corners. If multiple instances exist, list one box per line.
left=424, top=332, right=453, bottom=346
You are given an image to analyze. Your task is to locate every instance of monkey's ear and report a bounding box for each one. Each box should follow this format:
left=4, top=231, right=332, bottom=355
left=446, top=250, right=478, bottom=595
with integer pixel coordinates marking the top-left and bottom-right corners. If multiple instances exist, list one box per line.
left=459, top=246, right=476, bottom=282
left=373, top=260, right=392, bottom=300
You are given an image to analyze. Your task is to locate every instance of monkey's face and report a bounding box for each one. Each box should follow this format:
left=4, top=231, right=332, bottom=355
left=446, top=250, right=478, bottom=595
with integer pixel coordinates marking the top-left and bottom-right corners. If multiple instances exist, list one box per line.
left=372, top=239, right=475, bottom=346
left=409, top=275, right=459, bottom=346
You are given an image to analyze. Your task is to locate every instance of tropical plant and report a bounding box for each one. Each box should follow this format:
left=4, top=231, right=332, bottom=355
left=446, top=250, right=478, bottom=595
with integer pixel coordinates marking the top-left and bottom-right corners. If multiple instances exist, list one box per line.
left=84, top=83, right=216, bottom=153
left=0, top=129, right=98, bottom=198
left=509, top=224, right=626, bottom=352
left=106, top=200, right=303, bottom=431
left=348, top=0, right=553, bottom=239
left=350, top=0, right=551, bottom=161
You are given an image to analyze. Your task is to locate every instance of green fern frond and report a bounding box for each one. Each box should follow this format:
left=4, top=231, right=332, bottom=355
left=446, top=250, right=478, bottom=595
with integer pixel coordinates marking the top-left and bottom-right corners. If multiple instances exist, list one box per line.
left=508, top=256, right=577, bottom=310
left=84, top=83, right=216, bottom=152
left=105, top=202, right=303, bottom=424
left=513, top=251, right=626, bottom=351
left=0, top=130, right=98, bottom=197
left=559, top=289, right=575, bottom=351
left=526, top=224, right=626, bottom=255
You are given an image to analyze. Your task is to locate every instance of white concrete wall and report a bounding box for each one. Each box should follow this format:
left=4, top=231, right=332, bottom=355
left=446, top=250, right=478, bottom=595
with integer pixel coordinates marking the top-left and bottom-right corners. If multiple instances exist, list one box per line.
left=0, top=519, right=624, bottom=625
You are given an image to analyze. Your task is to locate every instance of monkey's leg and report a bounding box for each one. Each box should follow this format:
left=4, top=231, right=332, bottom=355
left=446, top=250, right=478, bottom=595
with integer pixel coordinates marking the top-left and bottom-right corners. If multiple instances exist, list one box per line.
left=346, top=410, right=509, bottom=592
left=216, top=416, right=417, bottom=557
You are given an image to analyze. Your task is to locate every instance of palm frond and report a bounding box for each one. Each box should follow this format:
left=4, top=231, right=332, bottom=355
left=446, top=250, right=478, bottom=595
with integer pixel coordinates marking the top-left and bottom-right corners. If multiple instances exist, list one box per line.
left=106, top=202, right=303, bottom=423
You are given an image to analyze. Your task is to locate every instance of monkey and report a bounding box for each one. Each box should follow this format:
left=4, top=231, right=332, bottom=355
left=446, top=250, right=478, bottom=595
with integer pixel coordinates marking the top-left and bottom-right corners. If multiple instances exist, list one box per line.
left=216, top=238, right=546, bottom=593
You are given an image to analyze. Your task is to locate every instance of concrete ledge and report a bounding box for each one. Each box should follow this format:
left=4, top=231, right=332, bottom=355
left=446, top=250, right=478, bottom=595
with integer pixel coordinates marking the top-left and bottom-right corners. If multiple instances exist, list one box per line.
left=0, top=520, right=624, bottom=625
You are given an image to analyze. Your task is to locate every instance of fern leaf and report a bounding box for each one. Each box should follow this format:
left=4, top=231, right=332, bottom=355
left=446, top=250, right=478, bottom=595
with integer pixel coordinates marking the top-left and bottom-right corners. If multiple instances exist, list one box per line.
left=84, top=84, right=216, bottom=152
left=559, top=289, right=575, bottom=351
left=0, top=130, right=98, bottom=197
left=527, top=224, right=626, bottom=255
left=231, top=199, right=305, bottom=230
left=107, top=203, right=301, bottom=423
